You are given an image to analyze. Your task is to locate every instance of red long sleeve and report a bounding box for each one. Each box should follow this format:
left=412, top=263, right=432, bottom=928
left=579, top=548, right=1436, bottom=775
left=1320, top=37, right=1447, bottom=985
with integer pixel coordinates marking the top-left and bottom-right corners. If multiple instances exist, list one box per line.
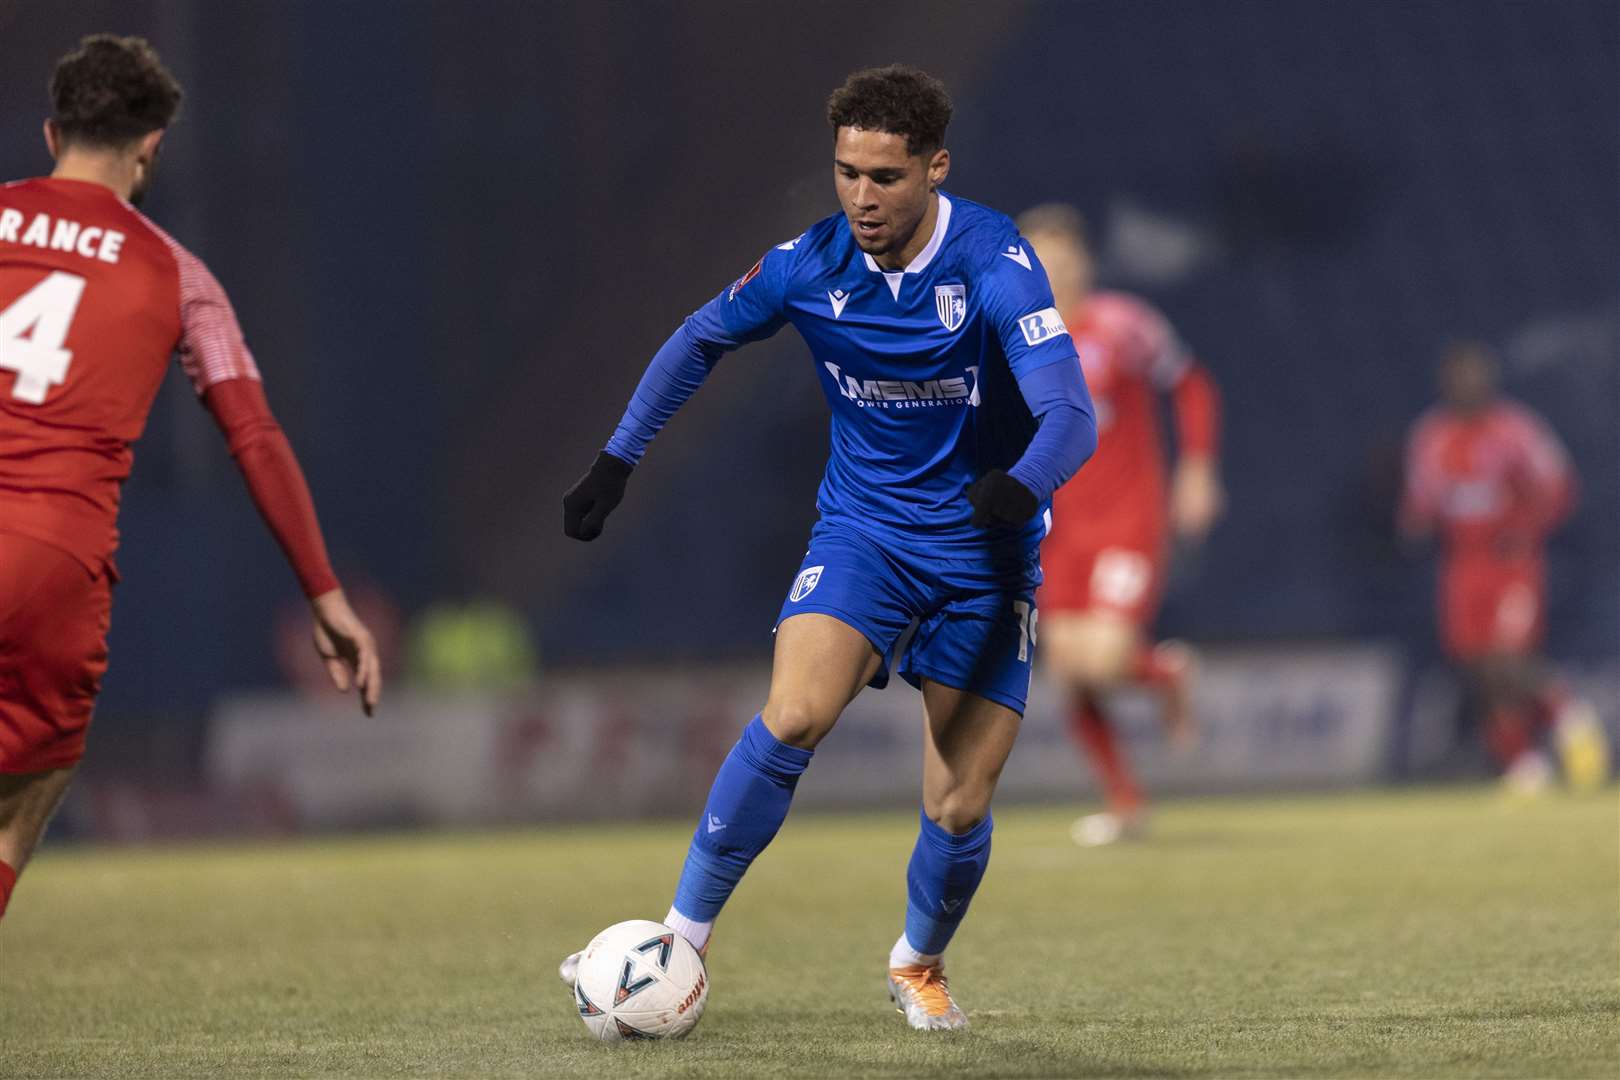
left=1171, top=361, right=1221, bottom=458
left=202, top=377, right=340, bottom=598
left=1502, top=462, right=1577, bottom=542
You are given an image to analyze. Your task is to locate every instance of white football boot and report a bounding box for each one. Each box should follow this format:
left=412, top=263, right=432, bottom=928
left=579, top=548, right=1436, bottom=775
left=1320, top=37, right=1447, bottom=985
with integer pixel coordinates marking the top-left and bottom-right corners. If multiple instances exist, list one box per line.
left=888, top=961, right=968, bottom=1031
left=558, top=950, right=582, bottom=990
left=1501, top=750, right=1554, bottom=799
left=1070, top=809, right=1149, bottom=847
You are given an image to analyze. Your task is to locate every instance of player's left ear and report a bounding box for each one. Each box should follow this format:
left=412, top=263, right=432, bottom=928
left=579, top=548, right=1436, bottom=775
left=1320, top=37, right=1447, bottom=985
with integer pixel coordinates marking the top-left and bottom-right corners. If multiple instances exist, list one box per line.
left=926, top=147, right=950, bottom=191
left=135, top=129, right=165, bottom=166
left=42, top=119, right=61, bottom=160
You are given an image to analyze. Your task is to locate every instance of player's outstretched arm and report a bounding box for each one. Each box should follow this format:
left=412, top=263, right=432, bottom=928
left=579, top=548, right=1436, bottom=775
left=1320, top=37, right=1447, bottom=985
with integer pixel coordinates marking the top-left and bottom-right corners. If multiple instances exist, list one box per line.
left=1398, top=419, right=1440, bottom=552
left=1168, top=362, right=1224, bottom=541
left=161, top=233, right=380, bottom=711
left=559, top=316, right=720, bottom=541
left=563, top=242, right=794, bottom=541
left=203, top=377, right=381, bottom=714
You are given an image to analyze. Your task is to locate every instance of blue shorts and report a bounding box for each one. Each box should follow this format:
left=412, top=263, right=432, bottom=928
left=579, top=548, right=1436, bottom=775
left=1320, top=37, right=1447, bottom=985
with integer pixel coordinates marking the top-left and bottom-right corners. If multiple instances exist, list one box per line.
left=774, top=518, right=1042, bottom=715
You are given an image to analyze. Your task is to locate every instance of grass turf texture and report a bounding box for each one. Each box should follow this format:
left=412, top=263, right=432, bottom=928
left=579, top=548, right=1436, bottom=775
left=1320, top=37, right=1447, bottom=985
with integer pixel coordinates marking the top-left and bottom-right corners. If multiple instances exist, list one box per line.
left=2, top=787, right=1615, bottom=1078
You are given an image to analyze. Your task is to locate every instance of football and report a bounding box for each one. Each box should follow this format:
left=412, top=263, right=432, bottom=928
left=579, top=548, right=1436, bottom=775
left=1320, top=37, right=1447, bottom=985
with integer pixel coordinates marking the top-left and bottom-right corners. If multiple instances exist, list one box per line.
left=573, top=920, right=708, bottom=1041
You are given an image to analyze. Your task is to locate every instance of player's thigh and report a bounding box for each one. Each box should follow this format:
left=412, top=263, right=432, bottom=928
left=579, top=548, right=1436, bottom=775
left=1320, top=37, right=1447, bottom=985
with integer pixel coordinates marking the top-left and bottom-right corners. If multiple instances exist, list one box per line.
left=1489, top=570, right=1544, bottom=656
left=0, top=535, right=110, bottom=775
left=918, top=682, right=1021, bottom=831
left=0, top=765, right=77, bottom=869
left=1441, top=558, right=1543, bottom=663
left=766, top=521, right=915, bottom=747
left=764, top=613, right=884, bottom=748
left=1039, top=609, right=1141, bottom=688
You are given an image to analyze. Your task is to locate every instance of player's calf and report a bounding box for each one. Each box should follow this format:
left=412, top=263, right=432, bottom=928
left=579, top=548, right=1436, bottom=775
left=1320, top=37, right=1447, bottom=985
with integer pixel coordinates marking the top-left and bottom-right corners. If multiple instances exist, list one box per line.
left=1134, top=639, right=1198, bottom=750
left=884, top=810, right=990, bottom=1029
left=665, top=715, right=814, bottom=952
left=0, top=765, right=78, bottom=920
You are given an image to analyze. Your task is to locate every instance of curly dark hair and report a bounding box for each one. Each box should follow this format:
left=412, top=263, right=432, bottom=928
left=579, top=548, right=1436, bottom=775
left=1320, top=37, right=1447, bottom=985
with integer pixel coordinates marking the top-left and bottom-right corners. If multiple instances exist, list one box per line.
left=826, top=65, right=952, bottom=156
left=50, top=35, right=182, bottom=146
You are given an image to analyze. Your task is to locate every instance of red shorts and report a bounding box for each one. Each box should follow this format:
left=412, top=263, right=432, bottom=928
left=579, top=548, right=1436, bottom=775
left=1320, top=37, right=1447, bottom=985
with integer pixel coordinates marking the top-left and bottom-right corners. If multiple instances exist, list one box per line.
left=1440, top=554, right=1544, bottom=661
left=1039, top=537, right=1166, bottom=625
left=0, top=532, right=112, bottom=773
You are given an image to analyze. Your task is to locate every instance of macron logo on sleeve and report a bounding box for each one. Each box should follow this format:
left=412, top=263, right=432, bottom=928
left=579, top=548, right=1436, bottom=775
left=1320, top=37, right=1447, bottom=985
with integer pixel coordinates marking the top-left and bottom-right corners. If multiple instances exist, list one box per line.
left=1018, top=307, right=1069, bottom=346
left=1000, top=244, right=1032, bottom=270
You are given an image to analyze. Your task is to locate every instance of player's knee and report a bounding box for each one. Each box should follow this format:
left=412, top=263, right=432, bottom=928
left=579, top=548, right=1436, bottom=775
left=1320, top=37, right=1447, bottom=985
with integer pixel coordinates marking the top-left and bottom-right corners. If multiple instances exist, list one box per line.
left=925, top=786, right=993, bottom=833
left=761, top=697, right=839, bottom=750
left=1071, top=651, right=1129, bottom=689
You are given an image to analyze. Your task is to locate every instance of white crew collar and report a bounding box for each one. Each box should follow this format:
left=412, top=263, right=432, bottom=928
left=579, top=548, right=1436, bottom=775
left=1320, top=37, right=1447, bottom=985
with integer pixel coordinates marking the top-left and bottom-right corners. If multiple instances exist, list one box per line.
left=863, top=193, right=952, bottom=299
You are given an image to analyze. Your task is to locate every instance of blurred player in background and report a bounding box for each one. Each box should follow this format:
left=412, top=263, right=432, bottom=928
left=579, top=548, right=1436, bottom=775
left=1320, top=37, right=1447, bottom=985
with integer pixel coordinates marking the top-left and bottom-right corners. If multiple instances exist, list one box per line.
left=1019, top=205, right=1223, bottom=847
left=1401, top=341, right=1606, bottom=794
left=560, top=67, right=1096, bottom=1030
left=0, top=36, right=381, bottom=924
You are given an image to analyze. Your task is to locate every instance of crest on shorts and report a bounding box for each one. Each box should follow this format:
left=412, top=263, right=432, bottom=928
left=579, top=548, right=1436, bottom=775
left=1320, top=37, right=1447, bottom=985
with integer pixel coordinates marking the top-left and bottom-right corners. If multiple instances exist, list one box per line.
left=935, top=284, right=966, bottom=332
left=790, top=565, right=824, bottom=602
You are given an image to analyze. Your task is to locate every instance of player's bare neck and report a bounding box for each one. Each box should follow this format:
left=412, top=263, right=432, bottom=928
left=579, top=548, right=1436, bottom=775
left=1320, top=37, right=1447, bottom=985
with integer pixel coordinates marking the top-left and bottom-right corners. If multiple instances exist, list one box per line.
left=876, top=192, right=940, bottom=272
left=50, top=152, right=135, bottom=202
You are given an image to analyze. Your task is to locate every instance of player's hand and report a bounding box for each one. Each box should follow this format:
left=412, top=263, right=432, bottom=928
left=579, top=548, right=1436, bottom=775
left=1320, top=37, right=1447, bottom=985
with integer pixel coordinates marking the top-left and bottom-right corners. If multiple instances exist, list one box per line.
left=563, top=451, right=634, bottom=541
left=1170, top=455, right=1224, bottom=542
left=966, top=469, right=1038, bottom=528
left=311, top=589, right=382, bottom=715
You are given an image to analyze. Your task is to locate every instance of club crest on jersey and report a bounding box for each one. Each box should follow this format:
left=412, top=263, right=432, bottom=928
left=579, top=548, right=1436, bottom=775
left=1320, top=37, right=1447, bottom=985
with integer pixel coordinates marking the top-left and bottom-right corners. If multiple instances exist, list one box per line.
left=935, top=284, right=966, bottom=332
left=790, top=565, right=824, bottom=602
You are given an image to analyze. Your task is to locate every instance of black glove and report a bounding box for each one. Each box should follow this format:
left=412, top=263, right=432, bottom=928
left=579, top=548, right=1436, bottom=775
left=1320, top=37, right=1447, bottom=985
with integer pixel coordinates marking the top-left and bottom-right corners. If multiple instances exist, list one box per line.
left=562, top=451, right=634, bottom=541
left=966, top=469, right=1038, bottom=529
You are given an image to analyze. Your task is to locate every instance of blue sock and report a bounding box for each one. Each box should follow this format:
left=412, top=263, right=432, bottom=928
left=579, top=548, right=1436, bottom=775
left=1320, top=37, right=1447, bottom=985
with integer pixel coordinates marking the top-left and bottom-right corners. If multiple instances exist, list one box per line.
left=671, top=715, right=813, bottom=921
left=903, top=810, right=993, bottom=956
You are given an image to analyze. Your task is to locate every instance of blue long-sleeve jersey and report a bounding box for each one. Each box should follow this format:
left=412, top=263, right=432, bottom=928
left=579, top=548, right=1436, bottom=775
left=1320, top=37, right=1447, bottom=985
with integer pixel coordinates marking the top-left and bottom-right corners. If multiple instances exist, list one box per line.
left=607, top=192, right=1097, bottom=547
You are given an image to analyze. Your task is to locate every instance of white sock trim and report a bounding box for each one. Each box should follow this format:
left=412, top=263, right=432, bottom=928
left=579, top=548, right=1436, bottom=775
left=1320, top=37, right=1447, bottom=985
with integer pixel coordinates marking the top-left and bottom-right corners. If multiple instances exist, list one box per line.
left=889, top=933, right=941, bottom=970
left=665, top=906, right=712, bottom=952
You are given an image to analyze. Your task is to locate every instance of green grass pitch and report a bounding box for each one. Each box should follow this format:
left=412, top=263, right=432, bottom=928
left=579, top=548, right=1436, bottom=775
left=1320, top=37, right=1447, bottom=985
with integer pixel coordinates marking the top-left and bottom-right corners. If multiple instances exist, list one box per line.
left=3, top=787, right=1616, bottom=1078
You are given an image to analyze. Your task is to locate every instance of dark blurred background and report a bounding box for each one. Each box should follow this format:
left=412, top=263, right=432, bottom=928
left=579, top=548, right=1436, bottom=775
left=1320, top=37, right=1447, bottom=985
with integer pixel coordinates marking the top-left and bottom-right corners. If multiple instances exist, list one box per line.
left=1, top=1, right=1614, bottom=814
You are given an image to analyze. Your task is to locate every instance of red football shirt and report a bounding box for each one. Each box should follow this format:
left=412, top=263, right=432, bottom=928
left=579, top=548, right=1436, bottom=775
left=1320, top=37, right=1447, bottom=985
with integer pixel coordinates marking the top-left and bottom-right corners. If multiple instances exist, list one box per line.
left=1402, top=399, right=1575, bottom=557
left=0, top=177, right=259, bottom=574
left=1048, top=290, right=1216, bottom=551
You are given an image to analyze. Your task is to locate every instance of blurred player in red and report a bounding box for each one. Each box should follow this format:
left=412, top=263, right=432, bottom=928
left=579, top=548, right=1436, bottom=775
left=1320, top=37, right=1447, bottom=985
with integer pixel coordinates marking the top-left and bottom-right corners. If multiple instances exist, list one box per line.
left=0, top=36, right=382, bottom=923
left=1018, top=205, right=1223, bottom=845
left=1401, top=341, right=1606, bottom=794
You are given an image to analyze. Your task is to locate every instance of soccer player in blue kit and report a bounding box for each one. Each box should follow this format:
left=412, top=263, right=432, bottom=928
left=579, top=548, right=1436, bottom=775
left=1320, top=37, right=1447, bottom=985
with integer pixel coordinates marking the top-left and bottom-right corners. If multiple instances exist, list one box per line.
left=560, top=66, right=1096, bottom=1031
